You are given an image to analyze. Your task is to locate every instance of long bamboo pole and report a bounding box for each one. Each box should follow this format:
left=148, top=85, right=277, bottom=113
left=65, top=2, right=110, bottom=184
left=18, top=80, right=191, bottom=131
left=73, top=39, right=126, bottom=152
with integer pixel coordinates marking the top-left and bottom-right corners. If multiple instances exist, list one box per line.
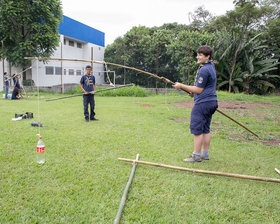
left=216, top=109, right=259, bottom=138
left=45, top=84, right=134, bottom=102
left=118, top=158, right=280, bottom=184
left=275, top=168, right=280, bottom=176
left=24, top=57, right=259, bottom=138
left=114, top=154, right=140, bottom=224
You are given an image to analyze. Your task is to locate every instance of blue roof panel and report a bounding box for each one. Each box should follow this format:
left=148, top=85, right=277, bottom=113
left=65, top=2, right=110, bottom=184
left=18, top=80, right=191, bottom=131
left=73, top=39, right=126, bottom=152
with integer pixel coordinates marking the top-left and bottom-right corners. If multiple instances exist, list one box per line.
left=59, top=15, right=105, bottom=47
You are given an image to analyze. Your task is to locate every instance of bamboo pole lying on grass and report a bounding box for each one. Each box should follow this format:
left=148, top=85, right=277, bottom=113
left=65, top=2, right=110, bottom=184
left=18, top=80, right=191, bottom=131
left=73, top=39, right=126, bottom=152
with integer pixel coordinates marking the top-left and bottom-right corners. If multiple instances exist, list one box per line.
left=216, top=109, right=259, bottom=138
left=114, top=154, right=140, bottom=224
left=275, top=168, right=280, bottom=176
left=45, top=84, right=134, bottom=102
left=118, top=158, right=280, bottom=184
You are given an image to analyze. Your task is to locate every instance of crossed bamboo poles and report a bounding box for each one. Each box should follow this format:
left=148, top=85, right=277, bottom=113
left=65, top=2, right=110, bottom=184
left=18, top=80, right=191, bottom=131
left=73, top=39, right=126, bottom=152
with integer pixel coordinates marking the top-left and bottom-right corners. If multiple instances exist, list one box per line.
left=115, top=155, right=280, bottom=223
left=25, top=57, right=259, bottom=138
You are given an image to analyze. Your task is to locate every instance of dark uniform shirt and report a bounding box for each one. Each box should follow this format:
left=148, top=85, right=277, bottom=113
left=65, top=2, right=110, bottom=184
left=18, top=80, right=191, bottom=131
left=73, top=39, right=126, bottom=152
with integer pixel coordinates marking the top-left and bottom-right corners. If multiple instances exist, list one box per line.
left=80, top=74, right=95, bottom=92
left=4, top=76, right=9, bottom=86
left=13, top=77, right=21, bottom=89
left=194, top=61, right=217, bottom=104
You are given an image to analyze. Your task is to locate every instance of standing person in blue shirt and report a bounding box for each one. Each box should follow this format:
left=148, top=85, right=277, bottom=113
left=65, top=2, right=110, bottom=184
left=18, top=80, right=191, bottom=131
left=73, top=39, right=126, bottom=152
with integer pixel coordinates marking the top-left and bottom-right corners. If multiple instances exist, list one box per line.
left=173, top=45, right=218, bottom=162
left=4, top=72, right=9, bottom=99
left=80, top=65, right=98, bottom=122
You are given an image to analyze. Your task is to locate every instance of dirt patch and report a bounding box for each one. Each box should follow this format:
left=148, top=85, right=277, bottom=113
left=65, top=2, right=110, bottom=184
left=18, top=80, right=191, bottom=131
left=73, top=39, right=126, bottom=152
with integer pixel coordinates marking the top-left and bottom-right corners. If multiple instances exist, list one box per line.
left=142, top=104, right=153, bottom=108
left=212, top=121, right=221, bottom=126
left=172, top=100, right=279, bottom=120
left=229, top=135, right=280, bottom=147
left=218, top=101, right=278, bottom=111
left=261, top=139, right=280, bottom=146
left=172, top=101, right=194, bottom=108
left=172, top=100, right=278, bottom=111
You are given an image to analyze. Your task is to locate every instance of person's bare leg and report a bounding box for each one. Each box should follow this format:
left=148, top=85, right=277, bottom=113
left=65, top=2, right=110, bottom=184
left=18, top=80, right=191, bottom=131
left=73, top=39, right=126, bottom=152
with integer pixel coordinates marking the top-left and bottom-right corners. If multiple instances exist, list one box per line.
left=183, top=134, right=203, bottom=162
left=194, top=134, right=203, bottom=154
left=202, top=133, right=211, bottom=150
left=202, top=133, right=211, bottom=159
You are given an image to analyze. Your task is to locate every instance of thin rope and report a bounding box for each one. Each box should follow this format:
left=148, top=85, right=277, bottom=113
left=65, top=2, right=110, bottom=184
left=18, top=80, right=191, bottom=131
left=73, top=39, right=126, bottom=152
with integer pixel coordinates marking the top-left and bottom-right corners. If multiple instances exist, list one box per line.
left=36, top=59, right=40, bottom=136
left=165, top=82, right=170, bottom=111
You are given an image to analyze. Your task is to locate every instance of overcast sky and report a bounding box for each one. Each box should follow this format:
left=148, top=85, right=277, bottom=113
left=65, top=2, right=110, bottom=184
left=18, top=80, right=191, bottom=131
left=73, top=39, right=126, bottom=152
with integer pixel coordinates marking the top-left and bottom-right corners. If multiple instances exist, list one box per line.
left=61, top=0, right=235, bottom=46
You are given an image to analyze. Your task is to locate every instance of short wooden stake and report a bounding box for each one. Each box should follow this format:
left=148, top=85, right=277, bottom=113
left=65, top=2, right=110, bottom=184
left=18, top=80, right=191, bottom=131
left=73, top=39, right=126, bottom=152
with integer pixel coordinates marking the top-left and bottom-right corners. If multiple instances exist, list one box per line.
left=114, top=154, right=140, bottom=224
left=275, top=168, right=280, bottom=176
left=118, top=158, right=280, bottom=184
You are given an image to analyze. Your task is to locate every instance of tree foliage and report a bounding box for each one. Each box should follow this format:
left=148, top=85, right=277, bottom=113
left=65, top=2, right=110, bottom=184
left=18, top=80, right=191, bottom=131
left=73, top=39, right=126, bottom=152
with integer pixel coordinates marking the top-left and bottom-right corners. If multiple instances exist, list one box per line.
left=105, top=0, right=279, bottom=94
left=0, top=0, right=62, bottom=67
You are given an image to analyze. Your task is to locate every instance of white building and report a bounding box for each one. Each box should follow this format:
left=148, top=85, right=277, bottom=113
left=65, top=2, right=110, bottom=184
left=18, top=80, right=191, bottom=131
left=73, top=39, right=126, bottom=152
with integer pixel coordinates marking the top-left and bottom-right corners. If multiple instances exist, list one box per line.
left=0, top=15, right=105, bottom=92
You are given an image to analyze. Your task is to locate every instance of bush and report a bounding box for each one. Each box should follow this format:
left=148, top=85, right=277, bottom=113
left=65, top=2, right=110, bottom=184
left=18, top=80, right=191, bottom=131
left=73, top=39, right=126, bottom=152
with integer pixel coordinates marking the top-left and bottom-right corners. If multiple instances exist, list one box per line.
left=98, top=85, right=150, bottom=97
left=22, top=79, right=35, bottom=86
left=65, top=85, right=150, bottom=97
left=65, top=85, right=83, bottom=94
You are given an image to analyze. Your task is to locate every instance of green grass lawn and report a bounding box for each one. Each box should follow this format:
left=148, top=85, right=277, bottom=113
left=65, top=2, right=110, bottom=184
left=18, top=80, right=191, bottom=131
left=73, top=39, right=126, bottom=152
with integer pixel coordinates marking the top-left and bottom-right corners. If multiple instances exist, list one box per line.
left=0, top=91, right=280, bottom=223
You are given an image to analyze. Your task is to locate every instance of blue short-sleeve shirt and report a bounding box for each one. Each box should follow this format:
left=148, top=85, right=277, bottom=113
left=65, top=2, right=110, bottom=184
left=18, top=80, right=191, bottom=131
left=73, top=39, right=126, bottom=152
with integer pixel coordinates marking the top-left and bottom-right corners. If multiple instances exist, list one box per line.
left=194, top=61, right=217, bottom=104
left=80, top=74, right=95, bottom=92
left=4, top=76, right=9, bottom=86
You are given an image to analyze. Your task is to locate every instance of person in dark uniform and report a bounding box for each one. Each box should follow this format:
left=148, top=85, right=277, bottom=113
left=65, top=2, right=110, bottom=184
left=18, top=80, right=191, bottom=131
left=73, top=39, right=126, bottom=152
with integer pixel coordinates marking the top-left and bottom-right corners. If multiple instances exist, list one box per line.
left=12, top=74, right=21, bottom=89
left=4, top=72, right=9, bottom=99
left=80, top=65, right=98, bottom=122
left=11, top=87, right=21, bottom=100
left=173, top=45, right=218, bottom=162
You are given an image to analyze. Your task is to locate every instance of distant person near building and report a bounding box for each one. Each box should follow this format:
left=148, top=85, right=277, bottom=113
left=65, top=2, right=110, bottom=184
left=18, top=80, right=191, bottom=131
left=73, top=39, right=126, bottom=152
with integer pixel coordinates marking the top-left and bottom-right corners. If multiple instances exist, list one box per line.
left=11, top=87, right=21, bottom=100
left=4, top=72, right=9, bottom=99
left=12, top=74, right=21, bottom=89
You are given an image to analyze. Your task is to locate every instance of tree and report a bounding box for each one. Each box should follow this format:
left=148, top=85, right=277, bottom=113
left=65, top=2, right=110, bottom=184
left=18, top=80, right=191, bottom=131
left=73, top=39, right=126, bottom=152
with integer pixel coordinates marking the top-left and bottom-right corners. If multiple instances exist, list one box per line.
left=206, top=2, right=267, bottom=92
left=0, top=0, right=62, bottom=67
left=215, top=30, right=279, bottom=93
left=167, top=31, right=217, bottom=84
left=188, top=6, right=214, bottom=31
left=234, top=0, right=260, bottom=7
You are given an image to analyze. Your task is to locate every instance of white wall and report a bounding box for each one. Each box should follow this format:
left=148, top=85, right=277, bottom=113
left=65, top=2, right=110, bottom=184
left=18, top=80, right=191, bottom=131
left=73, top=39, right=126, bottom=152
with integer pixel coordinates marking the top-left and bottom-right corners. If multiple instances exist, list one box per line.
left=1, top=34, right=105, bottom=90
left=29, top=35, right=105, bottom=87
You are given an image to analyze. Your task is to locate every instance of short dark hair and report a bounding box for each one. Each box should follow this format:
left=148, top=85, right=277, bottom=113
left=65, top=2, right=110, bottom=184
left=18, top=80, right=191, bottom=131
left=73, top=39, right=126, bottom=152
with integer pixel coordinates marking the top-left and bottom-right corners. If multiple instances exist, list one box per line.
left=86, top=65, right=92, bottom=69
left=197, top=46, right=213, bottom=59
left=4, top=72, right=7, bottom=75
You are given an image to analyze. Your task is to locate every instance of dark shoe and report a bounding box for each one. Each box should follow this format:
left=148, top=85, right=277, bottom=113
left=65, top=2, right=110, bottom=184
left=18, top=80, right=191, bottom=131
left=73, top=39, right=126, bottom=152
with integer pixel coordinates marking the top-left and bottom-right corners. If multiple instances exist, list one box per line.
left=85, top=119, right=89, bottom=122
left=182, top=154, right=202, bottom=162
left=90, top=117, right=99, bottom=121
left=201, top=154, right=209, bottom=160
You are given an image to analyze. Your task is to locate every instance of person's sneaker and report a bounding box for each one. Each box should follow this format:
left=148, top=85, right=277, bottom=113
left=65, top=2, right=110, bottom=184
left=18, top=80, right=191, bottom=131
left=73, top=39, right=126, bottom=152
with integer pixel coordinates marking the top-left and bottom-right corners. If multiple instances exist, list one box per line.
left=182, top=154, right=202, bottom=162
left=201, top=154, right=209, bottom=160
left=85, top=119, right=89, bottom=122
left=90, top=117, right=99, bottom=121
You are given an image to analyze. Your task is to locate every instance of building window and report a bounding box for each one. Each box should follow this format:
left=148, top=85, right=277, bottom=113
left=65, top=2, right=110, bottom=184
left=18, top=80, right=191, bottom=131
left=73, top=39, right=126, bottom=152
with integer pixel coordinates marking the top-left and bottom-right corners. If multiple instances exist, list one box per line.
left=46, top=66, right=54, bottom=75
left=69, top=69, right=74, bottom=75
left=76, top=70, right=82, bottom=76
left=64, top=38, right=67, bottom=45
left=77, top=42, right=82, bottom=48
left=55, top=67, right=62, bottom=75
left=69, top=40, right=74, bottom=47
left=64, top=69, right=67, bottom=75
